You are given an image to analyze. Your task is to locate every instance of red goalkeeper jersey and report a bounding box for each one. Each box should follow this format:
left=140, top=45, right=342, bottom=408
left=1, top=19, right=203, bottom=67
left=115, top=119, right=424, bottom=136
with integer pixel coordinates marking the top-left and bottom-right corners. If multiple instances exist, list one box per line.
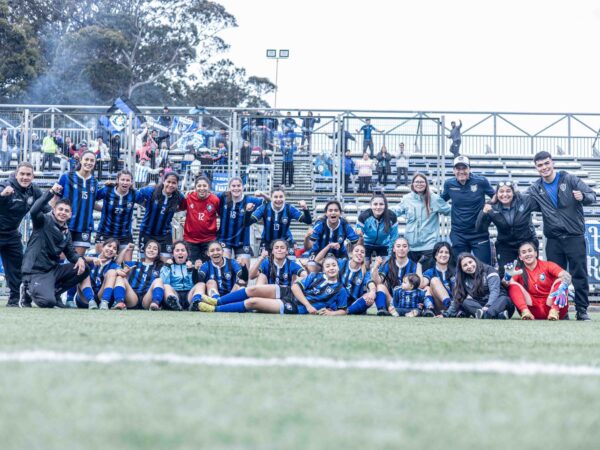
left=182, top=192, right=220, bottom=244
left=512, top=259, right=563, bottom=297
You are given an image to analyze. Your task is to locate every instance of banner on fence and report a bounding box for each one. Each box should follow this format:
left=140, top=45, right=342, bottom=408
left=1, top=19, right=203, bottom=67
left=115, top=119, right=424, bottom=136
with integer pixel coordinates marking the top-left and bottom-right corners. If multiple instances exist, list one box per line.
left=585, top=222, right=600, bottom=284
left=212, top=172, right=230, bottom=193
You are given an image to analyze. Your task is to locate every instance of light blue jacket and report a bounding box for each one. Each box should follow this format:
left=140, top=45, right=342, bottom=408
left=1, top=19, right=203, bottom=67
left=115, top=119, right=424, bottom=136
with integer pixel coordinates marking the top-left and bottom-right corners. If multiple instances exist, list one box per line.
left=395, top=192, right=451, bottom=252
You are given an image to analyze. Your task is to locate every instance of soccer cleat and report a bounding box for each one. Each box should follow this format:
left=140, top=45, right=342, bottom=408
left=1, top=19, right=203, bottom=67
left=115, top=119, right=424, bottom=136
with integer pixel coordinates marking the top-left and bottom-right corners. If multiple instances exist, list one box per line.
left=456, top=311, right=467, bottom=318
left=99, top=300, right=109, bottom=310
left=164, top=294, right=183, bottom=311
left=65, top=300, right=77, bottom=309
left=149, top=302, right=160, bottom=311
left=88, top=300, right=99, bottom=310
left=520, top=309, right=534, bottom=320
left=548, top=309, right=560, bottom=321
left=198, top=302, right=215, bottom=313
left=423, top=309, right=435, bottom=318
left=112, top=302, right=127, bottom=310
left=200, top=294, right=218, bottom=306
left=377, top=309, right=392, bottom=317
left=475, top=309, right=484, bottom=320
left=576, top=312, right=591, bottom=321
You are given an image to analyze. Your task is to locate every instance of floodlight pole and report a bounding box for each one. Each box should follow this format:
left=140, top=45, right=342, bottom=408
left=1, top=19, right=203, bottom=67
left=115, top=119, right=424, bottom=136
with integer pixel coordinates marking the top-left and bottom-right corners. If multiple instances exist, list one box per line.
left=274, top=58, right=280, bottom=109
left=267, top=49, right=289, bottom=109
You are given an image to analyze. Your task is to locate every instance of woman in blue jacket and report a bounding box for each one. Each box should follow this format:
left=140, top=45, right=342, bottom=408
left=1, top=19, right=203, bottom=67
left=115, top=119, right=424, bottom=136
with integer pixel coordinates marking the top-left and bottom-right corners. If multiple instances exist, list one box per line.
left=356, top=194, right=398, bottom=266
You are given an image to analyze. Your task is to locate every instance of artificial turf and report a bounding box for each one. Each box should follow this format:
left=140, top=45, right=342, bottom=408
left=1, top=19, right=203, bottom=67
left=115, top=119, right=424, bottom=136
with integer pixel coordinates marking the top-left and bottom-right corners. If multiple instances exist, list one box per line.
left=1, top=308, right=599, bottom=450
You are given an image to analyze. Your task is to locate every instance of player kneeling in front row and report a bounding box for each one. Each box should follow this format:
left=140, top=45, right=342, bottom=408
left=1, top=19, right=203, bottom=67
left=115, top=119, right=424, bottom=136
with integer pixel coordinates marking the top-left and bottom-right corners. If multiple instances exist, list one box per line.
left=111, top=240, right=165, bottom=310
left=191, top=256, right=348, bottom=315
left=20, top=185, right=89, bottom=308
left=506, top=242, right=570, bottom=321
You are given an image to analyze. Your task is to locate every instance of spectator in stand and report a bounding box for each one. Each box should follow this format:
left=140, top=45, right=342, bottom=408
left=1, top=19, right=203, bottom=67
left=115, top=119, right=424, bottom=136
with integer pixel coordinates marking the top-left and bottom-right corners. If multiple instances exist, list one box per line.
left=356, top=152, right=375, bottom=193
left=447, top=120, right=463, bottom=157
left=343, top=150, right=356, bottom=193
left=282, top=112, right=298, bottom=136
left=158, top=141, right=170, bottom=167
left=240, top=140, right=252, bottom=182
left=41, top=129, right=58, bottom=171
left=157, top=106, right=172, bottom=146
left=375, top=145, right=392, bottom=188
left=276, top=137, right=306, bottom=188
left=328, top=129, right=356, bottom=152
left=441, top=156, right=495, bottom=264
left=109, top=134, right=121, bottom=174
left=91, top=136, right=109, bottom=180
left=301, top=111, right=320, bottom=150
left=253, top=148, right=271, bottom=164
left=215, top=127, right=229, bottom=148
left=356, top=119, right=382, bottom=157
left=395, top=173, right=451, bottom=270
left=30, top=133, right=42, bottom=172
left=183, top=176, right=220, bottom=264
left=395, top=142, right=410, bottom=188
left=214, top=141, right=228, bottom=168
left=134, top=159, right=161, bottom=187
left=197, top=124, right=215, bottom=148
left=527, top=151, right=596, bottom=321
left=0, top=127, right=16, bottom=171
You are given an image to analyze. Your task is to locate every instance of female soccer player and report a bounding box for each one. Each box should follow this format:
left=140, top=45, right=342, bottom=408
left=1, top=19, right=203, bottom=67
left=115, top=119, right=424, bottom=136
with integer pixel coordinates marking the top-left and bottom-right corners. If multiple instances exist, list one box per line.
left=307, top=200, right=360, bottom=259
left=161, top=241, right=196, bottom=311
left=475, top=181, right=538, bottom=277
left=188, top=241, right=244, bottom=305
left=191, top=256, right=348, bottom=316
left=395, top=173, right=451, bottom=270
left=245, top=187, right=311, bottom=256
left=182, top=176, right=220, bottom=264
left=316, top=243, right=376, bottom=315
left=249, top=240, right=306, bottom=286
left=446, top=253, right=514, bottom=319
left=356, top=194, right=398, bottom=265
left=75, top=238, right=125, bottom=310
left=95, top=169, right=142, bottom=261
left=370, top=237, right=423, bottom=316
left=112, top=240, right=165, bottom=310
left=507, top=242, right=571, bottom=320
left=422, top=242, right=455, bottom=314
left=138, top=172, right=185, bottom=261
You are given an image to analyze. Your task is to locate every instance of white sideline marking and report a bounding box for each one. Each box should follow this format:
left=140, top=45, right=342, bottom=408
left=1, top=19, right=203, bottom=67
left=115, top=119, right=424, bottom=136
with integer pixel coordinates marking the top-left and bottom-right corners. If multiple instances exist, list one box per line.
left=0, top=351, right=600, bottom=377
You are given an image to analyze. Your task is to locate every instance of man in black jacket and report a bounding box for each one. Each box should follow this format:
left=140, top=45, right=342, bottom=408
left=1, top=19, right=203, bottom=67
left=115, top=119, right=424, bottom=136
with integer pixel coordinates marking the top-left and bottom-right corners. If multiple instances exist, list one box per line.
left=0, top=163, right=47, bottom=306
left=527, top=151, right=597, bottom=320
left=20, top=184, right=88, bottom=308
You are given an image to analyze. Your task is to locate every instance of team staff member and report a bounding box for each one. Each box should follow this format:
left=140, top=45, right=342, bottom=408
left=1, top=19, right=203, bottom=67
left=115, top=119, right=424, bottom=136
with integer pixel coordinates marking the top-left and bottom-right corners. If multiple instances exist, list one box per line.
left=441, top=156, right=495, bottom=264
left=183, top=176, right=220, bottom=264
left=0, top=163, right=47, bottom=307
left=527, top=151, right=596, bottom=321
left=20, top=184, right=88, bottom=308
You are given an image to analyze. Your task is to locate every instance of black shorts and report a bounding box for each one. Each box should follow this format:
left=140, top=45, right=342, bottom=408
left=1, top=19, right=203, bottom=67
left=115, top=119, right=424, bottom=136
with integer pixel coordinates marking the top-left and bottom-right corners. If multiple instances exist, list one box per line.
left=224, top=244, right=254, bottom=258
left=364, top=245, right=389, bottom=259
left=71, top=231, right=92, bottom=248
left=130, top=292, right=145, bottom=310
left=139, top=233, right=173, bottom=257
left=187, top=242, right=210, bottom=263
left=279, top=286, right=299, bottom=315
left=177, top=290, right=190, bottom=310
left=95, top=233, right=133, bottom=250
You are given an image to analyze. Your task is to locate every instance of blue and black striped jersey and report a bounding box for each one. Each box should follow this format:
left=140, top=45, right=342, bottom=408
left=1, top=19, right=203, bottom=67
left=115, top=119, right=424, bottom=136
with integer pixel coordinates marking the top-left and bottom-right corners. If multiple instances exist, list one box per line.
left=309, top=218, right=360, bottom=258
left=89, top=260, right=119, bottom=293
left=249, top=203, right=311, bottom=245
left=96, top=186, right=143, bottom=238
left=392, top=288, right=429, bottom=309
left=217, top=194, right=263, bottom=247
left=258, top=258, right=305, bottom=286
left=423, top=267, right=454, bottom=298
left=138, top=186, right=184, bottom=237
left=338, top=258, right=373, bottom=303
left=379, top=259, right=419, bottom=290
left=295, top=272, right=348, bottom=311
left=125, top=261, right=161, bottom=294
left=198, top=258, right=243, bottom=296
left=58, top=172, right=98, bottom=233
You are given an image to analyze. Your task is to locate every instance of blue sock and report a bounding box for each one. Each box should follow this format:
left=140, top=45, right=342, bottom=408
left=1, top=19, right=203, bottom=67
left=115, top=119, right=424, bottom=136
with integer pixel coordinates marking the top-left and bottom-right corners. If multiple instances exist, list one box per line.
left=375, top=291, right=387, bottom=311
left=114, top=286, right=126, bottom=302
left=347, top=298, right=368, bottom=315
left=66, top=286, right=77, bottom=302
left=217, top=288, right=248, bottom=306
left=152, top=287, right=164, bottom=305
left=101, top=287, right=113, bottom=303
left=82, top=287, right=95, bottom=303
left=424, top=295, right=434, bottom=310
left=192, top=294, right=202, bottom=304
left=442, top=297, right=451, bottom=309
left=216, top=301, right=248, bottom=313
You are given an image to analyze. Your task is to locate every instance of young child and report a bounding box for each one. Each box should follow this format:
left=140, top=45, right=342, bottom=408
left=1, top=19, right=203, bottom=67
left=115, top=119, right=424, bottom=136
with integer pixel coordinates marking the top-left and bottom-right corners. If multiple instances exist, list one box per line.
left=390, top=274, right=434, bottom=317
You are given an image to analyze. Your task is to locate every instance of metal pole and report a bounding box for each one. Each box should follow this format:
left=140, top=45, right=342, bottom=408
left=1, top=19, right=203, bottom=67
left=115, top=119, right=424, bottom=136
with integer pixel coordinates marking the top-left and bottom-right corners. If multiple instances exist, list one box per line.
left=231, top=111, right=238, bottom=177
left=493, top=113, right=497, bottom=154
left=567, top=114, right=572, bottom=155
left=23, top=109, right=30, bottom=164
left=274, top=58, right=280, bottom=109
left=127, top=112, right=134, bottom=172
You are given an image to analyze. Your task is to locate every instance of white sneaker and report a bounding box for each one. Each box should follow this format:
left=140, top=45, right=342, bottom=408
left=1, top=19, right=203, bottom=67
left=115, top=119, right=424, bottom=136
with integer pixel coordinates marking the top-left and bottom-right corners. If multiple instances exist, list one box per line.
left=65, top=300, right=77, bottom=309
left=88, top=300, right=99, bottom=310
left=99, top=300, right=109, bottom=310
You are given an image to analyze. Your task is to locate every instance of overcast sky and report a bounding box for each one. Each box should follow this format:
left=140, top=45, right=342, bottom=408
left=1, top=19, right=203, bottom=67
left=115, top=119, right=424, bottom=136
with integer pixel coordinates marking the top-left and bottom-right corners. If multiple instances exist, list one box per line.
left=218, top=0, right=600, bottom=114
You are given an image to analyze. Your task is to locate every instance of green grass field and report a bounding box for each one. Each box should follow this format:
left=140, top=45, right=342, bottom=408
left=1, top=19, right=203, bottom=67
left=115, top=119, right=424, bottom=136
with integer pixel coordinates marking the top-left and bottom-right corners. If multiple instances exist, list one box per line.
left=1, top=307, right=599, bottom=450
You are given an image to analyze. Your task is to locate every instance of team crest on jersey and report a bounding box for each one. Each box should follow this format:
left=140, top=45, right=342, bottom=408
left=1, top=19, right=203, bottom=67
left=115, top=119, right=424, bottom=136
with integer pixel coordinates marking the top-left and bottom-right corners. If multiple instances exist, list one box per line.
left=560, top=183, right=566, bottom=192
left=470, top=185, right=478, bottom=192
left=338, top=237, right=344, bottom=243
left=325, top=287, right=333, bottom=294
left=82, top=233, right=89, bottom=241
left=152, top=270, right=160, bottom=278
left=109, top=200, right=114, bottom=206
left=127, top=202, right=133, bottom=209
left=518, top=205, right=524, bottom=212
left=282, top=273, right=288, bottom=280
left=282, top=218, right=288, bottom=224
left=539, top=273, right=546, bottom=281
left=27, top=196, right=34, bottom=205
left=207, top=205, right=213, bottom=212
left=90, top=186, right=95, bottom=193
left=224, top=272, right=232, bottom=280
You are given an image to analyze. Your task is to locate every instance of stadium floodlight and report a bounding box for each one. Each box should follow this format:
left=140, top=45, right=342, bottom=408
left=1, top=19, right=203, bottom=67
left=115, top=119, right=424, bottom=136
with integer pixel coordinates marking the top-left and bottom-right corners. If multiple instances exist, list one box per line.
left=266, top=49, right=290, bottom=108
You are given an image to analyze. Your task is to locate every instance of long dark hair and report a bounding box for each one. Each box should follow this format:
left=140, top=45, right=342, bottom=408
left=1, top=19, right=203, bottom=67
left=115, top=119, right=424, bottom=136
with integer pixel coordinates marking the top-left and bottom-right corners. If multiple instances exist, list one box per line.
left=142, top=239, right=163, bottom=269
left=387, top=237, right=410, bottom=289
left=516, top=241, right=538, bottom=291
left=432, top=241, right=455, bottom=276
left=370, top=194, right=395, bottom=233
left=411, top=173, right=431, bottom=216
left=269, top=239, right=289, bottom=282
left=150, top=172, right=181, bottom=213
left=320, top=200, right=343, bottom=222
left=453, top=253, right=486, bottom=302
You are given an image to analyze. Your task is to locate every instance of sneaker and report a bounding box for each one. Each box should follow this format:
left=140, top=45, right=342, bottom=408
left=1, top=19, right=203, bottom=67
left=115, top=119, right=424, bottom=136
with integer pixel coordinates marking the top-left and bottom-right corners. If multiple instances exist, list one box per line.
left=456, top=311, right=467, bottom=318
left=99, top=300, right=109, bottom=310
left=6, top=299, right=19, bottom=307
left=200, top=294, right=218, bottom=306
left=149, top=302, right=160, bottom=311
left=499, top=310, right=510, bottom=320
left=112, top=301, right=127, bottom=310
left=520, top=309, right=534, bottom=320
left=576, top=312, right=592, bottom=321
left=19, top=283, right=32, bottom=308
left=88, top=300, right=99, bottom=310
left=548, top=309, right=560, bottom=321
left=377, top=309, right=392, bottom=317
left=65, top=300, right=77, bottom=309
left=423, top=309, right=435, bottom=318
left=164, top=294, right=183, bottom=311
left=199, top=302, right=215, bottom=313
left=475, top=309, right=484, bottom=320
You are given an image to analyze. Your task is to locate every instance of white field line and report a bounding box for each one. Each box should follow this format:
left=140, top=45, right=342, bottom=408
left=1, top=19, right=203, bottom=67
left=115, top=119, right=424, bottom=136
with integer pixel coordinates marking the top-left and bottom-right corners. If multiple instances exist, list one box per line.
left=0, top=351, right=599, bottom=377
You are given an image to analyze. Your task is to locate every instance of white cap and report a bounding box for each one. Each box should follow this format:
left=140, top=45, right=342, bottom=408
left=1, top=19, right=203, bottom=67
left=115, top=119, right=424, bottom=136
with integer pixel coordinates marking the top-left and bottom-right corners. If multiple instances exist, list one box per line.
left=453, top=156, right=470, bottom=167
